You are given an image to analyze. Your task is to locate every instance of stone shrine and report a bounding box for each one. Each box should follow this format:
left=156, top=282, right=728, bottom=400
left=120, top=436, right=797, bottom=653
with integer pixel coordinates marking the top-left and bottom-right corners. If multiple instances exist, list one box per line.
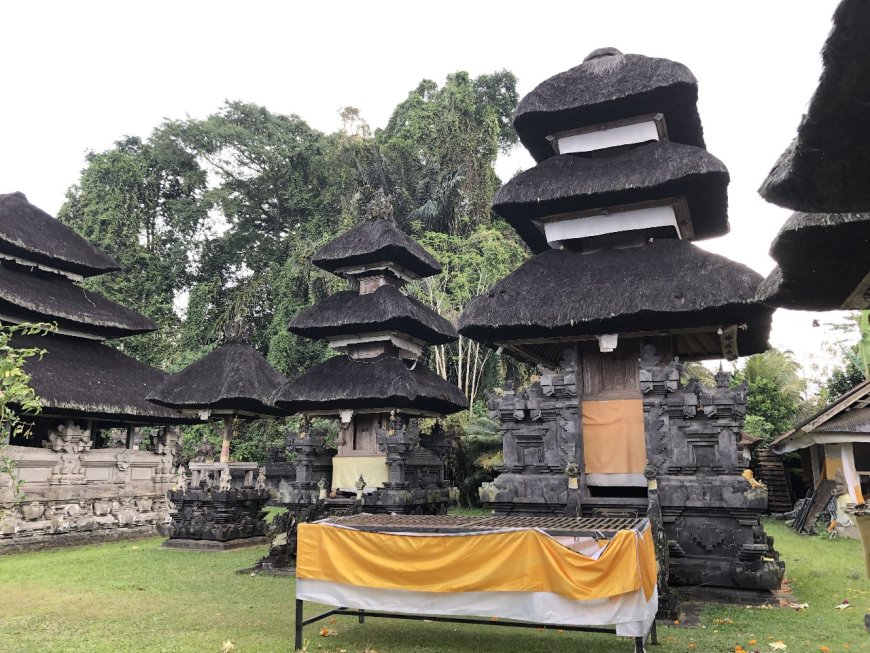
left=460, top=50, right=783, bottom=591
left=273, top=219, right=466, bottom=515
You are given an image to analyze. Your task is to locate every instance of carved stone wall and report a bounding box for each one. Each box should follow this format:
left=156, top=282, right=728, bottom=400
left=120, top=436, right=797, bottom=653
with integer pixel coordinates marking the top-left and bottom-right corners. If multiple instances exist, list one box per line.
left=165, top=462, right=269, bottom=545
left=642, top=359, right=784, bottom=590
left=480, top=343, right=784, bottom=591
left=0, top=422, right=179, bottom=552
left=479, top=349, right=583, bottom=514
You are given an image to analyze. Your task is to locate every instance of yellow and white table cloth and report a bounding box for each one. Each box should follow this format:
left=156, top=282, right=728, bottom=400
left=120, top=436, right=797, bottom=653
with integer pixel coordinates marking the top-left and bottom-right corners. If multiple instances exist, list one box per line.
left=296, top=521, right=658, bottom=637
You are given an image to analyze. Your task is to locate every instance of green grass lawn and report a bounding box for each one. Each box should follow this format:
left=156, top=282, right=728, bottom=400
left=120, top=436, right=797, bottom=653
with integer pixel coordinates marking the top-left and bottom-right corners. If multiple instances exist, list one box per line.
left=0, top=520, right=867, bottom=653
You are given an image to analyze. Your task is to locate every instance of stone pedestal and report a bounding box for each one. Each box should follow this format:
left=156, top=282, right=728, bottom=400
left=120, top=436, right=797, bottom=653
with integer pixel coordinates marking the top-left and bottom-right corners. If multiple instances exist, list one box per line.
left=163, top=462, right=270, bottom=550
left=480, top=347, right=783, bottom=592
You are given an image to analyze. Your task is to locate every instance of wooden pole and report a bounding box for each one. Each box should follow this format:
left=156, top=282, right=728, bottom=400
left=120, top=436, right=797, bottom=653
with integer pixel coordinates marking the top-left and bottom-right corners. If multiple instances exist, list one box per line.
left=220, top=417, right=233, bottom=464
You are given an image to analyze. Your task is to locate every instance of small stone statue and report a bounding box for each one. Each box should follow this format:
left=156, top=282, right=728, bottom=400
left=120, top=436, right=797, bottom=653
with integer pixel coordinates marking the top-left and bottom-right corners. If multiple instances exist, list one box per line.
left=565, top=461, right=580, bottom=490
left=174, top=466, right=189, bottom=493
left=355, top=475, right=367, bottom=499
left=218, top=467, right=232, bottom=492
left=256, top=466, right=267, bottom=492
left=317, top=476, right=328, bottom=500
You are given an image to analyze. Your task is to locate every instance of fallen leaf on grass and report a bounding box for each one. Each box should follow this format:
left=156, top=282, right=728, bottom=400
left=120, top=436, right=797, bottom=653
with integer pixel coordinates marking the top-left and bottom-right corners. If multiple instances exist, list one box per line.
left=834, top=600, right=851, bottom=610
left=220, top=642, right=236, bottom=653
left=769, top=641, right=787, bottom=651
left=319, top=626, right=337, bottom=637
left=787, top=602, right=809, bottom=610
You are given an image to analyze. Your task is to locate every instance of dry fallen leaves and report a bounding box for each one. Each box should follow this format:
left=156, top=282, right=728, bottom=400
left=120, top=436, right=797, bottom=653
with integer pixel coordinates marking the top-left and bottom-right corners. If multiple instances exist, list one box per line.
left=220, top=641, right=236, bottom=653
left=834, top=600, right=851, bottom=610
left=769, top=641, right=788, bottom=651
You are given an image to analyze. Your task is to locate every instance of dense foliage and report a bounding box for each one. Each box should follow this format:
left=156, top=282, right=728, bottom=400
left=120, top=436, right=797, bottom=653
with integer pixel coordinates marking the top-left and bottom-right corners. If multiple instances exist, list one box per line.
left=733, top=349, right=808, bottom=441
left=57, top=71, right=526, bottom=462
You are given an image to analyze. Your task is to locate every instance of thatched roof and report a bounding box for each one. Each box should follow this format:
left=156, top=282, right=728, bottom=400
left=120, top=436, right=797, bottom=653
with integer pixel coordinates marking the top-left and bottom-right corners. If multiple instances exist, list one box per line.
left=759, top=0, right=870, bottom=212
left=312, top=219, right=441, bottom=279
left=757, top=212, right=870, bottom=309
left=0, top=192, right=119, bottom=277
left=0, top=262, right=156, bottom=337
left=272, top=354, right=467, bottom=416
left=288, top=285, right=457, bottom=345
left=148, top=342, right=288, bottom=417
left=493, top=142, right=729, bottom=252
left=514, top=48, right=704, bottom=162
left=458, top=240, right=771, bottom=361
left=14, top=333, right=189, bottom=424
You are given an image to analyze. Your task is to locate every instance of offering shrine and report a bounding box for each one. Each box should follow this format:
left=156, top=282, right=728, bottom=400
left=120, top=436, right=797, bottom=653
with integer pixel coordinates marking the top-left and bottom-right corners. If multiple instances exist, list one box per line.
left=273, top=219, right=467, bottom=514
left=147, top=320, right=287, bottom=549
left=458, top=50, right=783, bottom=591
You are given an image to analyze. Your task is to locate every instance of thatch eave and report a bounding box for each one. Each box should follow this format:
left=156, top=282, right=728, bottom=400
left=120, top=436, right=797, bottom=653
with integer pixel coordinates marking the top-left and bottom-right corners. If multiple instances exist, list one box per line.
left=288, top=285, right=457, bottom=345
left=0, top=192, right=120, bottom=277
left=514, top=50, right=704, bottom=162
left=493, top=142, right=729, bottom=252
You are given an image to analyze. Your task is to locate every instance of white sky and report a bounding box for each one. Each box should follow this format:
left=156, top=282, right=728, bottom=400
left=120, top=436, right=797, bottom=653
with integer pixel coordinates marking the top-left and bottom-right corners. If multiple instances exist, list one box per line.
left=0, top=0, right=857, bottom=381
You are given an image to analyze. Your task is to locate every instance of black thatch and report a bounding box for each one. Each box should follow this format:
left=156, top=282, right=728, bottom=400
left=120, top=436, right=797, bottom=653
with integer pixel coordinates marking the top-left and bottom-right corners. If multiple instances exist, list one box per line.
left=458, top=239, right=771, bottom=355
left=514, top=48, right=704, bottom=162
left=14, top=333, right=188, bottom=424
left=288, top=285, right=457, bottom=345
left=0, top=192, right=119, bottom=277
left=759, top=0, right=870, bottom=212
left=0, top=262, right=156, bottom=337
left=272, top=354, right=468, bottom=415
left=148, top=342, right=288, bottom=417
left=493, top=141, right=729, bottom=252
left=757, top=213, right=870, bottom=309
left=312, top=219, right=441, bottom=279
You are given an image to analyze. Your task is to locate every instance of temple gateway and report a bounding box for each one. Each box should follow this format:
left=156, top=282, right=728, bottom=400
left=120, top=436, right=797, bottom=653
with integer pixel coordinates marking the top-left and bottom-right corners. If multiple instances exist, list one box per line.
left=458, top=49, right=784, bottom=591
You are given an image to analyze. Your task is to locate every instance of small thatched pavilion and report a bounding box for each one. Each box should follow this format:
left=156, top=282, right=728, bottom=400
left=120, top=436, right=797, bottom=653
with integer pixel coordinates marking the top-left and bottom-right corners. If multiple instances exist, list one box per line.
left=758, top=0, right=870, bottom=310
left=273, top=218, right=466, bottom=514
left=147, top=322, right=287, bottom=549
left=0, top=192, right=190, bottom=550
left=458, top=48, right=782, bottom=592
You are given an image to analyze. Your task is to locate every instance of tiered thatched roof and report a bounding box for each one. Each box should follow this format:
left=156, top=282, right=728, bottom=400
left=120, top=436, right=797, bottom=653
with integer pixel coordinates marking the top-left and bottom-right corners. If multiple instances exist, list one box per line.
left=513, top=48, right=704, bottom=162
left=759, top=0, right=870, bottom=212
left=0, top=192, right=119, bottom=277
left=16, top=333, right=188, bottom=424
left=494, top=141, right=729, bottom=252
left=272, top=354, right=467, bottom=416
left=148, top=342, right=288, bottom=417
left=757, top=213, right=870, bottom=309
left=459, top=240, right=771, bottom=364
left=312, top=219, right=441, bottom=279
left=288, top=284, right=457, bottom=345
left=0, top=262, right=156, bottom=337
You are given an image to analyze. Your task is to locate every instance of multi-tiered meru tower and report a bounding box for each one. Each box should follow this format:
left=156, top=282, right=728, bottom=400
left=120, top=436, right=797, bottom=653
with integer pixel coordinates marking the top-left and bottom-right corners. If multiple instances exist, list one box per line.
left=273, top=219, right=467, bottom=514
left=459, top=49, right=783, bottom=591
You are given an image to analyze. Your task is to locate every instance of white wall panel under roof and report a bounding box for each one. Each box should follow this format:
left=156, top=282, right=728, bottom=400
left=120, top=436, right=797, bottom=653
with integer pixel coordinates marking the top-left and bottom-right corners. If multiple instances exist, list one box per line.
left=544, top=204, right=679, bottom=247
left=555, top=120, right=660, bottom=153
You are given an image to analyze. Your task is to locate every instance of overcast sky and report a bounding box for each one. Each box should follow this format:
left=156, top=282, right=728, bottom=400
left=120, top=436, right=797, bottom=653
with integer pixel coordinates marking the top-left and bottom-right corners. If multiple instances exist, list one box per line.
left=0, top=0, right=857, bottom=381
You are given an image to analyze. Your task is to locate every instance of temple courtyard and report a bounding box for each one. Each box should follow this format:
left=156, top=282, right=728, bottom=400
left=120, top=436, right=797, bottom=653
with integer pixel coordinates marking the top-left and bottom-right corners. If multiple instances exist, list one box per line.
left=0, top=520, right=866, bottom=653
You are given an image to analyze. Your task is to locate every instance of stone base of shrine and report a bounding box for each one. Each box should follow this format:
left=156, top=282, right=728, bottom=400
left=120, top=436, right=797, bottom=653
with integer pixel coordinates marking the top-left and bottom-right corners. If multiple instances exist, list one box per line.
left=0, top=523, right=163, bottom=554
left=162, top=536, right=270, bottom=551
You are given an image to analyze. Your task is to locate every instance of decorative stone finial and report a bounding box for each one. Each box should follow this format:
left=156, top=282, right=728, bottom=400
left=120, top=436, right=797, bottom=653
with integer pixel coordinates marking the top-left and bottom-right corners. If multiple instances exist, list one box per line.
left=584, top=47, right=623, bottom=62
left=222, top=316, right=254, bottom=344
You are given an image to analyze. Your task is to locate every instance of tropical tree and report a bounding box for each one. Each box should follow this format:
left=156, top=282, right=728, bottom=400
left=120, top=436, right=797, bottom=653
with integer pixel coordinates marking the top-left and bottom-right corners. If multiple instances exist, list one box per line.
left=734, top=349, right=808, bottom=441
left=59, top=134, right=209, bottom=368
left=1, top=323, right=54, bottom=503
left=413, top=226, right=526, bottom=413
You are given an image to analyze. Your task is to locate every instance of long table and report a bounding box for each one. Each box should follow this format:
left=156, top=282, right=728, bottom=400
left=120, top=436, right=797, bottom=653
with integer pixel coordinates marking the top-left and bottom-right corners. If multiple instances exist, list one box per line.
left=294, top=514, right=658, bottom=652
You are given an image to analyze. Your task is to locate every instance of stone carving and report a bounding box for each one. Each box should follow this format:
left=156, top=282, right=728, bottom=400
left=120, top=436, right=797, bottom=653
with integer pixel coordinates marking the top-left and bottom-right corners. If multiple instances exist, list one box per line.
left=256, top=466, right=267, bottom=492
left=165, top=462, right=269, bottom=545
left=481, top=344, right=784, bottom=591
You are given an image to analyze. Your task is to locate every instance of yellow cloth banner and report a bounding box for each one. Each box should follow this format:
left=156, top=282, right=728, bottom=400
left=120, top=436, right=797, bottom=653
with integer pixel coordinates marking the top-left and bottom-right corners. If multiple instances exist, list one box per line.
left=583, top=399, right=647, bottom=475
left=297, top=523, right=656, bottom=602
